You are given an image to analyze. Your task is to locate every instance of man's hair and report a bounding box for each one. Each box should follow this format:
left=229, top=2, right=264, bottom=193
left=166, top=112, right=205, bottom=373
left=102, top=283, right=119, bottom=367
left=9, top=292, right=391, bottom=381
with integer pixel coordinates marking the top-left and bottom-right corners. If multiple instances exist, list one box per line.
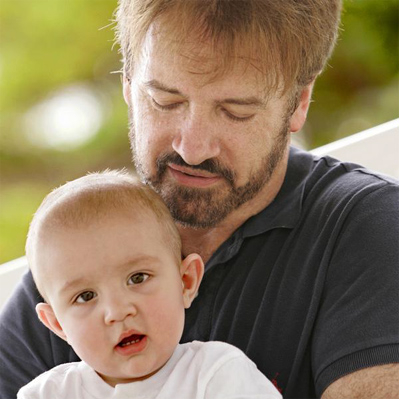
left=115, top=0, right=342, bottom=94
left=26, top=170, right=182, bottom=293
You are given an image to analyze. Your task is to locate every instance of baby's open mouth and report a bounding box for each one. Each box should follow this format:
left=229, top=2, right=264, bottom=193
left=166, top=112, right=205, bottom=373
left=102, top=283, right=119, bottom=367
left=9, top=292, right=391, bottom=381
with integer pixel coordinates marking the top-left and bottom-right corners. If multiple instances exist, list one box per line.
left=118, top=334, right=145, bottom=348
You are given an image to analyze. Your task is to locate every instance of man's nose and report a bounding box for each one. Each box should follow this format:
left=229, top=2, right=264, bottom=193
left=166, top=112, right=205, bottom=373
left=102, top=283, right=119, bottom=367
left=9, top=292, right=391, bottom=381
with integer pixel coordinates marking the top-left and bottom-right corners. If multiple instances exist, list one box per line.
left=103, top=293, right=137, bottom=325
left=172, top=106, right=220, bottom=165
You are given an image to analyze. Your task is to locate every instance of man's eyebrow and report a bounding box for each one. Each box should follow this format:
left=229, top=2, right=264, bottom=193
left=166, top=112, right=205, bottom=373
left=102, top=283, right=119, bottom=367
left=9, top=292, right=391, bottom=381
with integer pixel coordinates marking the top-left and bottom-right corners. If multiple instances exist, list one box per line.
left=144, top=79, right=183, bottom=95
left=218, top=97, right=267, bottom=108
left=144, top=79, right=266, bottom=108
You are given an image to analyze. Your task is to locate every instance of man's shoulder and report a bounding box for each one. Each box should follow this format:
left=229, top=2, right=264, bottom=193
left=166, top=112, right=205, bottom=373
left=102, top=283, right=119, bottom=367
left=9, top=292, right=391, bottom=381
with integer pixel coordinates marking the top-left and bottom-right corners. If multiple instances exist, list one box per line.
left=290, top=145, right=397, bottom=181
left=295, top=148, right=399, bottom=205
left=246, top=147, right=398, bottom=235
left=295, top=151, right=399, bottom=238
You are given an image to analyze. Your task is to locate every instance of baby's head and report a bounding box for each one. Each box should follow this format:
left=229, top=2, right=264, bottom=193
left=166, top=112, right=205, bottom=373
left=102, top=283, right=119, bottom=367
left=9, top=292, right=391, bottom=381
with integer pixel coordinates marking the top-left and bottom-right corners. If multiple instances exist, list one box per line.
left=26, top=170, right=203, bottom=386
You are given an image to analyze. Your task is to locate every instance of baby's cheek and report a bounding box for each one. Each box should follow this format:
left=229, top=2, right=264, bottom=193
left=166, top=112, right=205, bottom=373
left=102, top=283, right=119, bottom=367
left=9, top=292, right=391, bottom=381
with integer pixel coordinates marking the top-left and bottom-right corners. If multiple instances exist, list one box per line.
left=154, top=297, right=185, bottom=337
left=63, top=321, right=97, bottom=355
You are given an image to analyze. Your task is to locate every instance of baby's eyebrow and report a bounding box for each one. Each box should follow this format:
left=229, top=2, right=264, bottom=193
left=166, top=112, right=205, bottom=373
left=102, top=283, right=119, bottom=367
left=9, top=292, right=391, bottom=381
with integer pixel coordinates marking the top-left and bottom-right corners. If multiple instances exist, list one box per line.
left=60, top=277, right=90, bottom=294
left=59, top=256, right=163, bottom=294
left=120, top=255, right=163, bottom=269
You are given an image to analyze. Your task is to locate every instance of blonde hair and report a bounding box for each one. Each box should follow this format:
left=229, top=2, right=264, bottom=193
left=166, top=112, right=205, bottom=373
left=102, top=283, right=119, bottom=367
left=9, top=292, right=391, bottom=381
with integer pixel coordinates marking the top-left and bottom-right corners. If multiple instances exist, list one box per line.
left=115, top=0, right=342, bottom=94
left=26, top=170, right=182, bottom=293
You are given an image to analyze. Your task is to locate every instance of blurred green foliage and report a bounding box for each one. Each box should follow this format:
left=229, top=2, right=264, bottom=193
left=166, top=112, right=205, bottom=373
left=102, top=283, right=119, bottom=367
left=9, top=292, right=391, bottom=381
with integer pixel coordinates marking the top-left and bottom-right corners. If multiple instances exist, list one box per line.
left=0, top=0, right=398, bottom=263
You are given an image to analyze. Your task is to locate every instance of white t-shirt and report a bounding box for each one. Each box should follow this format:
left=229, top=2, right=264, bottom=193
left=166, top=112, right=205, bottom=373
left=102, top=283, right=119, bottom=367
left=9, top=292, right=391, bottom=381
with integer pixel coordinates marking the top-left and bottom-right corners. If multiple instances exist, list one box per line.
left=18, top=341, right=281, bottom=398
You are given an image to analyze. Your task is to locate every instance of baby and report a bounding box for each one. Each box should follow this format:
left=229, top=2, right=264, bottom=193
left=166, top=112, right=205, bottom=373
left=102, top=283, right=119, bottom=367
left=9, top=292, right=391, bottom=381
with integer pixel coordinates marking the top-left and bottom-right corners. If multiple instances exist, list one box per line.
left=18, top=170, right=281, bottom=398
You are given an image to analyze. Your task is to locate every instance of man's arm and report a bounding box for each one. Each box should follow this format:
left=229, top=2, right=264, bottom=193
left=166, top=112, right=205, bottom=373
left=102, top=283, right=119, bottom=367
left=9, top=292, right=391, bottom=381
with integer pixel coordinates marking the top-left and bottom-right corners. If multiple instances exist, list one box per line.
left=0, top=270, right=78, bottom=398
left=311, top=177, right=399, bottom=396
left=322, top=364, right=399, bottom=399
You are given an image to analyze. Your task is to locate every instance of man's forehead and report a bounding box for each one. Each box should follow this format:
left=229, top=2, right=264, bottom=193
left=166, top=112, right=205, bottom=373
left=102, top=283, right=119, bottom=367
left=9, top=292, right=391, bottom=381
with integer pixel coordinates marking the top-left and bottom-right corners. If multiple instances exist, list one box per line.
left=140, top=19, right=270, bottom=83
left=137, top=33, right=278, bottom=101
left=142, top=25, right=218, bottom=72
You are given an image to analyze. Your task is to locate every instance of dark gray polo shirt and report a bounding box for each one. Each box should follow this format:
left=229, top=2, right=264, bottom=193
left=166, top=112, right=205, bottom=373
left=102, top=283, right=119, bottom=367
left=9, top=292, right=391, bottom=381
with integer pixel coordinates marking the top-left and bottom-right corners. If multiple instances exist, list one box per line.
left=1, top=147, right=398, bottom=398
left=182, top=147, right=399, bottom=397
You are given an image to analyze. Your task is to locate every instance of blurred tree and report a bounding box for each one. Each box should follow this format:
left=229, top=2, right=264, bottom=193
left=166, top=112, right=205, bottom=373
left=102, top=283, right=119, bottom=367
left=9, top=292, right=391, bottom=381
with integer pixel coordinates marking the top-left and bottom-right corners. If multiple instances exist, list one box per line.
left=0, top=0, right=398, bottom=263
left=307, top=0, right=399, bottom=146
left=0, top=0, right=131, bottom=262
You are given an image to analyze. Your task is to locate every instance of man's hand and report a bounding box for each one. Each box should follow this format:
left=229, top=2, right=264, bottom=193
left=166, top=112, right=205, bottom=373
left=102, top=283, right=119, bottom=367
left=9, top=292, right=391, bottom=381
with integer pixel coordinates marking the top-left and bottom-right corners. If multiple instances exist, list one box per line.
left=322, top=364, right=399, bottom=399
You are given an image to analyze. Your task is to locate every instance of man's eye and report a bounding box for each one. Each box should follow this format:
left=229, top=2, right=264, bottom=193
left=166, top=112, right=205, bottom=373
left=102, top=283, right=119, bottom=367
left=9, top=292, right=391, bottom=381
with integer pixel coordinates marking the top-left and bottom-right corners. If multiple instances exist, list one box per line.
left=151, top=98, right=182, bottom=111
left=222, top=109, right=255, bottom=123
left=128, top=273, right=150, bottom=285
left=76, top=291, right=97, bottom=303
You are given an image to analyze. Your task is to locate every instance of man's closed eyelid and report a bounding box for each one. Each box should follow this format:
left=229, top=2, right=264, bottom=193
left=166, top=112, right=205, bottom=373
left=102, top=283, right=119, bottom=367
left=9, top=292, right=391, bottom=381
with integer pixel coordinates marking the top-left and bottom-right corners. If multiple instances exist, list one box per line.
left=151, top=97, right=183, bottom=110
left=222, top=108, right=255, bottom=122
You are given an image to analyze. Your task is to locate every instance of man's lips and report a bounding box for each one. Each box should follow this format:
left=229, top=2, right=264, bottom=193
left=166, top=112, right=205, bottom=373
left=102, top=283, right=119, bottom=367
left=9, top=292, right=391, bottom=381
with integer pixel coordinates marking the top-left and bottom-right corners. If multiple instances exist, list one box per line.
left=168, top=164, right=221, bottom=187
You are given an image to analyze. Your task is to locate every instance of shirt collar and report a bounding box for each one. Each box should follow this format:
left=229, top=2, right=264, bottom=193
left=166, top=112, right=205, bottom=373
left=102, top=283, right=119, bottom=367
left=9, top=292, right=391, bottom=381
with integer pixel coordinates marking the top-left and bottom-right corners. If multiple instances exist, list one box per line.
left=241, top=146, right=314, bottom=237
left=207, top=146, right=314, bottom=268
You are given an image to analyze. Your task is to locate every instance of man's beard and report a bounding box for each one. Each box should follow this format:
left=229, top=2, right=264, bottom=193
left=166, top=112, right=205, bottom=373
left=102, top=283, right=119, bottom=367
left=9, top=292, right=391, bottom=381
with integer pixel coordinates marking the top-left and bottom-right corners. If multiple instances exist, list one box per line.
left=129, top=118, right=289, bottom=229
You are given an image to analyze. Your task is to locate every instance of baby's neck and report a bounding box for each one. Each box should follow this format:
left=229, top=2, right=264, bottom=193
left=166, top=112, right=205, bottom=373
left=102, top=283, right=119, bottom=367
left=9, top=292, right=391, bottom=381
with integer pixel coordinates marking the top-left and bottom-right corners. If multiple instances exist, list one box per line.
left=98, top=363, right=164, bottom=387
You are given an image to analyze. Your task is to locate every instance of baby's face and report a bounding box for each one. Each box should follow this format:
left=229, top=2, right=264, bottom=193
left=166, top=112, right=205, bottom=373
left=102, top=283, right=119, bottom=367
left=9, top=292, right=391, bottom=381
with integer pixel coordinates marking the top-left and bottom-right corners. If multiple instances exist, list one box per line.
left=36, top=212, right=188, bottom=386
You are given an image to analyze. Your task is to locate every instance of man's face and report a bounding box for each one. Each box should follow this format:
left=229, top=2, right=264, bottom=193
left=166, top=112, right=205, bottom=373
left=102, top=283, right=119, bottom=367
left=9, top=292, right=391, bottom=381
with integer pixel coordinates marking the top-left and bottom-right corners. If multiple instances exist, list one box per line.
left=124, top=28, right=299, bottom=228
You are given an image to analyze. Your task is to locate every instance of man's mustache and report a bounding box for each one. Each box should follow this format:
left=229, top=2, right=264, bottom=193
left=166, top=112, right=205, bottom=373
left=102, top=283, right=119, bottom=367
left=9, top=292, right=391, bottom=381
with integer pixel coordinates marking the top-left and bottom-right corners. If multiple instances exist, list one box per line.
left=155, top=152, right=236, bottom=186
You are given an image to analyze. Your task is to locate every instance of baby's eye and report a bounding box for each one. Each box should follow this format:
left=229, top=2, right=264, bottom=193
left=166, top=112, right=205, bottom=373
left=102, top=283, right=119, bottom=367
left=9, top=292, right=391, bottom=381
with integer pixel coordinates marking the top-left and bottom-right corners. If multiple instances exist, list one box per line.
left=128, top=273, right=150, bottom=285
left=76, top=291, right=97, bottom=303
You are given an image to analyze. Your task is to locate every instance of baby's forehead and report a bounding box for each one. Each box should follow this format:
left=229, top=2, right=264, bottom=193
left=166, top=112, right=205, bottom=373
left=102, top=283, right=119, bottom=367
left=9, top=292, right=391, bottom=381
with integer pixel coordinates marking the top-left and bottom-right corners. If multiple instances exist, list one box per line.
left=43, top=186, right=152, bottom=222
left=35, top=208, right=175, bottom=260
left=39, top=204, right=176, bottom=252
left=29, top=173, right=181, bottom=263
left=39, top=206, right=160, bottom=242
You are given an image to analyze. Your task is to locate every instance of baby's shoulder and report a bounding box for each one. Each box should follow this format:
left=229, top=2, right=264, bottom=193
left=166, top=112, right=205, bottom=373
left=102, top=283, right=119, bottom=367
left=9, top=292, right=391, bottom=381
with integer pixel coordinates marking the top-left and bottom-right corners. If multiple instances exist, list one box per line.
left=180, top=340, right=248, bottom=364
left=17, top=362, right=83, bottom=398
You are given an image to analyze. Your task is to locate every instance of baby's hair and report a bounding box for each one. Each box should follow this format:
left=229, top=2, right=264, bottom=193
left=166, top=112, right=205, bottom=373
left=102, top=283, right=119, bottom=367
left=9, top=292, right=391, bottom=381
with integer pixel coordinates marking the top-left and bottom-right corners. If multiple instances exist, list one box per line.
left=26, top=169, right=182, bottom=295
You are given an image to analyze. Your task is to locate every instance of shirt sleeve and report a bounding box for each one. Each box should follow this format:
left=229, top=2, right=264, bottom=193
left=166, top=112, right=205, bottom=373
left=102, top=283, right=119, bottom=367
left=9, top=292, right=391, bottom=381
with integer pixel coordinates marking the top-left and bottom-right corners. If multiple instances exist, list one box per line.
left=311, top=181, right=399, bottom=396
left=17, top=387, right=32, bottom=399
left=0, top=270, right=79, bottom=398
left=205, top=351, right=282, bottom=399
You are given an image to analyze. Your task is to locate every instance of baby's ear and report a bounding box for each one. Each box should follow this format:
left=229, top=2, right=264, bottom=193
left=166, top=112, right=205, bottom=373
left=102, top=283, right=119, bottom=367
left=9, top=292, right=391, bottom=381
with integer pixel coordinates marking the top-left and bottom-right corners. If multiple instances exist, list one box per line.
left=181, top=253, right=204, bottom=309
left=36, top=303, right=68, bottom=342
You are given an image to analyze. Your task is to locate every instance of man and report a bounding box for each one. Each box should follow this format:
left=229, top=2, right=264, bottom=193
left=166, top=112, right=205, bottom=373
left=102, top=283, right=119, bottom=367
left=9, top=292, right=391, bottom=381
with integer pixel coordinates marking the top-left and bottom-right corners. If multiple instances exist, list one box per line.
left=1, top=1, right=398, bottom=398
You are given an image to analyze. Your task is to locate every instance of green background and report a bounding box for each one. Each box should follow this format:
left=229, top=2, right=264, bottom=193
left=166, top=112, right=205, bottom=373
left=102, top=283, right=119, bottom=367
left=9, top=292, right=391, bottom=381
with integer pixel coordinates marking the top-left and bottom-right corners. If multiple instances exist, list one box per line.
left=0, top=0, right=398, bottom=263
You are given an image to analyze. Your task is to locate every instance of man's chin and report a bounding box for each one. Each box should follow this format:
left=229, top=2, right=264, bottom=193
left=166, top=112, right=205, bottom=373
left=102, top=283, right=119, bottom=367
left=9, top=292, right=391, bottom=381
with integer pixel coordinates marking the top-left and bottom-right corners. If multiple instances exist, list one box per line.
left=157, top=186, right=232, bottom=229
left=172, top=209, right=229, bottom=230
left=170, top=208, right=230, bottom=230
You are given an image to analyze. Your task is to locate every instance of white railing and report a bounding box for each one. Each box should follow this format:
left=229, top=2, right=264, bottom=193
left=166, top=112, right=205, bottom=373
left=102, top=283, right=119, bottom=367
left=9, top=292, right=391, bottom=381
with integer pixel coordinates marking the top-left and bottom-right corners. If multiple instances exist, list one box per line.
left=311, top=119, right=399, bottom=179
left=0, top=119, right=398, bottom=311
left=0, top=257, right=29, bottom=309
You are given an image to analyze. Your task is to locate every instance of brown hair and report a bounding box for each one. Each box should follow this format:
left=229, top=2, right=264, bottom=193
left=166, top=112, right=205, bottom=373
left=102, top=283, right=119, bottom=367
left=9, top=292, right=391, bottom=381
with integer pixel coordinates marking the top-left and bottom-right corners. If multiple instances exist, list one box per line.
left=26, top=170, right=182, bottom=292
left=115, top=0, right=342, bottom=94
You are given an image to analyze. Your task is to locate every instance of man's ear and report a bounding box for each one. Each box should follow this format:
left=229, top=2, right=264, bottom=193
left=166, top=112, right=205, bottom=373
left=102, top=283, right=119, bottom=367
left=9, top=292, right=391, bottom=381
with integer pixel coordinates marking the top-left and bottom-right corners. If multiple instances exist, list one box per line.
left=180, top=253, right=204, bottom=309
left=36, top=303, right=68, bottom=342
left=289, top=81, right=315, bottom=133
left=123, top=75, right=132, bottom=106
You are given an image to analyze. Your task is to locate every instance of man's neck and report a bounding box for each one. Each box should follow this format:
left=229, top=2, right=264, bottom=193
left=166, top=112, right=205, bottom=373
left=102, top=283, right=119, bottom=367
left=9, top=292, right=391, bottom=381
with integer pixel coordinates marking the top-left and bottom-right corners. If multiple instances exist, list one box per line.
left=178, top=151, right=289, bottom=264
